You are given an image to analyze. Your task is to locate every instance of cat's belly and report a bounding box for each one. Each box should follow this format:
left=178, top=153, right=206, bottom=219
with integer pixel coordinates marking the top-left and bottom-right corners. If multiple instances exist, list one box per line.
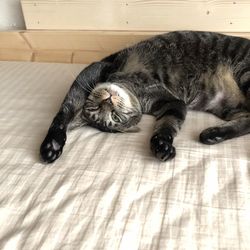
left=189, top=64, right=246, bottom=114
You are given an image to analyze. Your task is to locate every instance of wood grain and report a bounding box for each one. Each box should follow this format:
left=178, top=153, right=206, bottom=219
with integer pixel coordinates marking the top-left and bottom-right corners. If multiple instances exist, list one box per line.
left=21, top=0, right=250, bottom=32
left=33, top=50, right=72, bottom=63
left=0, top=49, right=32, bottom=62
left=22, top=31, right=155, bottom=51
left=73, top=51, right=111, bottom=64
left=0, top=32, right=30, bottom=49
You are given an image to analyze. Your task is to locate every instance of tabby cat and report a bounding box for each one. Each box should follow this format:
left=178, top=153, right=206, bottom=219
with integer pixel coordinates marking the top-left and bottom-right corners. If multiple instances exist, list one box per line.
left=40, top=31, right=250, bottom=163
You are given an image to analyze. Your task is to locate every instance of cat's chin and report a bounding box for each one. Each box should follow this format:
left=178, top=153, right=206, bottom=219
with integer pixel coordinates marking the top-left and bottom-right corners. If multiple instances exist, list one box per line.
left=93, top=82, right=141, bottom=111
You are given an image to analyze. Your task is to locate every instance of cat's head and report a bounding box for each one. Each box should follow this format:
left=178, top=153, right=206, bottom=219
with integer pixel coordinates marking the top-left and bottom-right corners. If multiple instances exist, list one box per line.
left=84, top=83, right=142, bottom=133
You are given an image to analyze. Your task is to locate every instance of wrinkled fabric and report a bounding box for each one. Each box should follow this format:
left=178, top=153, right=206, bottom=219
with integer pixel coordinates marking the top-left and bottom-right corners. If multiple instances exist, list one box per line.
left=0, top=61, right=249, bottom=250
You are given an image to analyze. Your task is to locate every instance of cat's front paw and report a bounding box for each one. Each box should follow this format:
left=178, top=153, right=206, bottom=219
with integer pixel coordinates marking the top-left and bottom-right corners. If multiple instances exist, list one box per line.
left=40, top=129, right=66, bottom=164
left=150, top=134, right=176, bottom=161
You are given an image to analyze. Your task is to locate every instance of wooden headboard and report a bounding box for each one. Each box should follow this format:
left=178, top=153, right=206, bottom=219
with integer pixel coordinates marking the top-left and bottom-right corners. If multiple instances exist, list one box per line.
left=1, top=0, right=250, bottom=64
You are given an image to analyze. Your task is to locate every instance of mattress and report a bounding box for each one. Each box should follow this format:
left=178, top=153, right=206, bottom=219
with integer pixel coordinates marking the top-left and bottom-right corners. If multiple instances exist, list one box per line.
left=0, top=61, right=249, bottom=249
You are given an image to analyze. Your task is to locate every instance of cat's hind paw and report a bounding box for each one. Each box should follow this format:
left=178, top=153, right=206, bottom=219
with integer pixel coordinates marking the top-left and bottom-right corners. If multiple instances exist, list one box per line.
left=150, top=134, right=176, bottom=161
left=199, top=127, right=226, bottom=145
left=40, top=129, right=66, bottom=164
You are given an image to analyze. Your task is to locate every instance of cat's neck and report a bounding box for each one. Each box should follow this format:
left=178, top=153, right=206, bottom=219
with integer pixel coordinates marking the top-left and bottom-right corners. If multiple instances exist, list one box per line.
left=107, top=71, right=182, bottom=114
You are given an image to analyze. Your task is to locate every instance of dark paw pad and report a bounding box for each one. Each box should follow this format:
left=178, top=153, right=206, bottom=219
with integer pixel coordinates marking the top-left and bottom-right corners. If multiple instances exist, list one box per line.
left=150, top=134, right=176, bottom=161
left=40, top=130, right=66, bottom=164
left=199, top=127, right=226, bottom=145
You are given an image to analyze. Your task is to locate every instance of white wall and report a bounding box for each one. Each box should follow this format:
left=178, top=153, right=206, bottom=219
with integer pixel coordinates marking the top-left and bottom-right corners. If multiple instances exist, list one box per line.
left=0, top=0, right=25, bottom=30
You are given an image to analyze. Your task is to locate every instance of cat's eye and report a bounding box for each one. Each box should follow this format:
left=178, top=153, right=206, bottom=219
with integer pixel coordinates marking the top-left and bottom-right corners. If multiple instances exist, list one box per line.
left=111, top=112, right=121, bottom=122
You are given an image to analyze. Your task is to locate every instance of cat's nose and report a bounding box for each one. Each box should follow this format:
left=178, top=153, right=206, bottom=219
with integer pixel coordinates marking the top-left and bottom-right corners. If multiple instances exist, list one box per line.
left=103, top=96, right=113, bottom=105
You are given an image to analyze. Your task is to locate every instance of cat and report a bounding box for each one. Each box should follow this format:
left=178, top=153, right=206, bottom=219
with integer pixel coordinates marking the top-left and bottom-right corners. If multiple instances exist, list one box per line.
left=40, top=31, right=250, bottom=163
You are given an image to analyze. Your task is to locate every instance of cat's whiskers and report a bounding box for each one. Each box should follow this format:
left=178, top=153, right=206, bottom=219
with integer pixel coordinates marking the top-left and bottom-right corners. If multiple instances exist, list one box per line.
left=77, top=82, right=94, bottom=93
left=117, top=103, right=135, bottom=113
left=93, top=92, right=103, bottom=99
left=74, top=77, right=95, bottom=93
left=119, top=99, right=139, bottom=110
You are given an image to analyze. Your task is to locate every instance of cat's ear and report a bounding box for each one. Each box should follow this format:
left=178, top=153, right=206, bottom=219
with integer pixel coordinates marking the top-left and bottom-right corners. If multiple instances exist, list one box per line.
left=123, top=126, right=141, bottom=133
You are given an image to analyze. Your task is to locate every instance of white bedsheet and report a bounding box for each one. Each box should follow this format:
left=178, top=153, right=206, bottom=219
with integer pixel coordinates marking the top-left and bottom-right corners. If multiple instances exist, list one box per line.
left=0, top=61, right=249, bottom=250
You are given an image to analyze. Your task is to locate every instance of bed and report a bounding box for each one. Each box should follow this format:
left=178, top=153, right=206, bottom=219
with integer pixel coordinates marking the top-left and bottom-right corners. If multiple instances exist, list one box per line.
left=0, top=60, right=249, bottom=249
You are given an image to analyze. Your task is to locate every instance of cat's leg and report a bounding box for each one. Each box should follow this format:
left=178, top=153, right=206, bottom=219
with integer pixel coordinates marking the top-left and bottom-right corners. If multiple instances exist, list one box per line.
left=40, top=61, right=113, bottom=163
left=150, top=100, right=187, bottom=161
left=200, top=110, right=250, bottom=144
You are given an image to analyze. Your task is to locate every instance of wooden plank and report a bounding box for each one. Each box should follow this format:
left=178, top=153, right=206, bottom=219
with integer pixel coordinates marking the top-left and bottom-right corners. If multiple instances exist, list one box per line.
left=73, top=51, right=112, bottom=64
left=0, top=32, right=30, bottom=49
left=0, top=49, right=33, bottom=62
left=0, top=30, right=250, bottom=64
left=21, top=0, right=250, bottom=32
left=21, top=30, right=250, bottom=52
left=33, top=50, right=73, bottom=63
left=22, top=31, right=156, bottom=51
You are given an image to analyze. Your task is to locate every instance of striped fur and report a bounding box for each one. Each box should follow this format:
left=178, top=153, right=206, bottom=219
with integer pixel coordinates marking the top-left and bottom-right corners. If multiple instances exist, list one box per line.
left=40, top=31, right=250, bottom=163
